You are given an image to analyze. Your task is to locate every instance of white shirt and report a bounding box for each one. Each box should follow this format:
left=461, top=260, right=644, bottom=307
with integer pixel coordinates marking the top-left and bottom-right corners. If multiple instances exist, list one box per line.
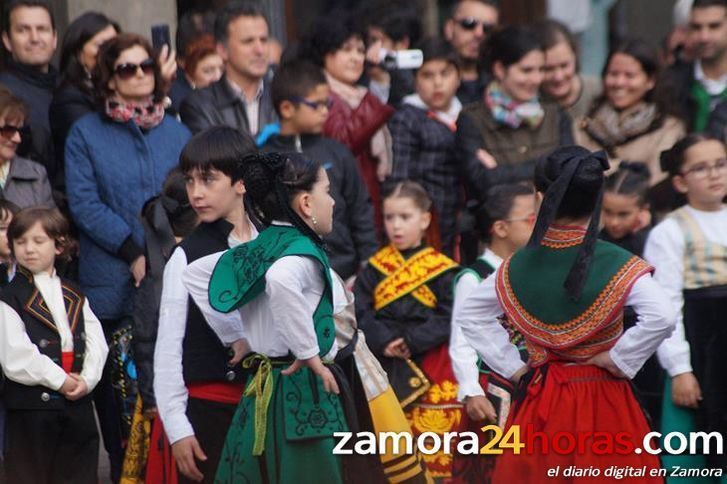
left=694, top=60, right=727, bottom=97
left=183, top=250, right=337, bottom=362
left=454, top=270, right=676, bottom=380
left=154, top=226, right=255, bottom=446
left=450, top=249, right=502, bottom=401
left=227, top=78, right=264, bottom=135
left=0, top=270, right=108, bottom=391
left=644, top=205, right=727, bottom=377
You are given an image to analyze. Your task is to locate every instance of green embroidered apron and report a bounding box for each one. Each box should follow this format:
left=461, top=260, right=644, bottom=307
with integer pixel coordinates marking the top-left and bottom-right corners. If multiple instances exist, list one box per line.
left=209, top=226, right=347, bottom=484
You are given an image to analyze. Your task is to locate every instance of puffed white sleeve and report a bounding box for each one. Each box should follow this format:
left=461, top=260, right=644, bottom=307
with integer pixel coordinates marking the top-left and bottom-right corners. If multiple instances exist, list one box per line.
left=643, top=221, right=692, bottom=377
left=181, top=250, right=247, bottom=345
left=455, top=273, right=526, bottom=380
left=0, top=302, right=67, bottom=390
left=609, top=273, right=677, bottom=379
left=266, top=257, right=320, bottom=360
left=450, top=273, right=486, bottom=401
left=78, top=300, right=108, bottom=390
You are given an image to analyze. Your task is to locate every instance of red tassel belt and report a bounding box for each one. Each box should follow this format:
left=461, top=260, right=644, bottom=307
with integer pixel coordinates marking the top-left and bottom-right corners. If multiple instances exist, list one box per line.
left=187, top=381, right=244, bottom=405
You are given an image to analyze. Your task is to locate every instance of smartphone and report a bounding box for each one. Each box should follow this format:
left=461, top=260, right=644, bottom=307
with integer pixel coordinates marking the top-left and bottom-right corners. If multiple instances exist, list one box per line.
left=151, top=24, right=171, bottom=51
left=381, top=49, right=423, bottom=70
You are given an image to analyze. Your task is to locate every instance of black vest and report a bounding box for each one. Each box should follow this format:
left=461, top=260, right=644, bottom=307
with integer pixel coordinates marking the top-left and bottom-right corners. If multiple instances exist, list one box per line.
left=0, top=267, right=89, bottom=410
left=178, top=219, right=244, bottom=385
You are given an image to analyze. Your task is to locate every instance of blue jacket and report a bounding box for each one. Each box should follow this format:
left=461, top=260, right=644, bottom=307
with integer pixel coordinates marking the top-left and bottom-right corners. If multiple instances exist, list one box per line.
left=65, top=112, right=191, bottom=319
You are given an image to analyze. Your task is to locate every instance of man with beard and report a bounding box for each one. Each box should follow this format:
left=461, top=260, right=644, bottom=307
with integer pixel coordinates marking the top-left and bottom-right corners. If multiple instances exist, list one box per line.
left=443, top=0, right=499, bottom=105
left=663, top=0, right=727, bottom=131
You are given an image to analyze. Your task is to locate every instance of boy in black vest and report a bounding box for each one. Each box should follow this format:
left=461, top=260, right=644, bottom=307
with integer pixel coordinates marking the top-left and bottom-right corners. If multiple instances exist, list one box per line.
left=154, top=126, right=257, bottom=483
left=0, top=207, right=108, bottom=484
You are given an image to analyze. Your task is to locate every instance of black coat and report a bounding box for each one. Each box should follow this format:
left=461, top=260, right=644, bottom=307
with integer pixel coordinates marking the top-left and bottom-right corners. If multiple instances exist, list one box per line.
left=0, top=60, right=57, bottom=181
left=353, top=247, right=457, bottom=397
left=262, top=134, right=379, bottom=279
left=179, top=75, right=277, bottom=136
left=49, top=82, right=97, bottom=192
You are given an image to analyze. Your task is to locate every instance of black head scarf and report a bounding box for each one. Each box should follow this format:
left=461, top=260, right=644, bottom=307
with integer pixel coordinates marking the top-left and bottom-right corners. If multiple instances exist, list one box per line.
left=528, top=146, right=610, bottom=301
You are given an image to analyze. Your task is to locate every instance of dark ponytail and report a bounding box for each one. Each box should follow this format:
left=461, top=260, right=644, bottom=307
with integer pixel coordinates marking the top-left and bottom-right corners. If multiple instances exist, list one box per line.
left=530, top=146, right=609, bottom=300
left=241, top=152, right=325, bottom=246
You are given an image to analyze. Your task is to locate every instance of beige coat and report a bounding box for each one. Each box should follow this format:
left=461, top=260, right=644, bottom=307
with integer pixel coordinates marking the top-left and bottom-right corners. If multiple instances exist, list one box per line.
left=574, top=114, right=685, bottom=185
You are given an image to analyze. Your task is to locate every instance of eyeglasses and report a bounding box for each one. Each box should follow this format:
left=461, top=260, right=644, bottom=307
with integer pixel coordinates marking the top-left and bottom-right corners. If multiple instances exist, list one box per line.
left=289, top=96, right=333, bottom=111
left=0, top=125, right=23, bottom=140
left=455, top=17, right=496, bottom=33
left=114, top=58, right=155, bottom=80
left=681, top=158, right=727, bottom=179
left=505, top=214, right=536, bottom=225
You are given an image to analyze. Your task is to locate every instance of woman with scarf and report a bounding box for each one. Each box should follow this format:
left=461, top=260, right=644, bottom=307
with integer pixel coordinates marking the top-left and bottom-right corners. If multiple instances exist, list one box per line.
left=454, top=146, right=676, bottom=482
left=574, top=39, right=686, bottom=187
left=64, top=33, right=191, bottom=483
left=455, top=26, right=573, bottom=206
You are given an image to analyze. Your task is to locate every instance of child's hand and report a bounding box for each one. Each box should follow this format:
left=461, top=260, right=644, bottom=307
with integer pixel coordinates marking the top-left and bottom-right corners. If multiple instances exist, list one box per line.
left=282, top=356, right=340, bottom=394
left=584, top=351, right=627, bottom=378
left=465, top=395, right=497, bottom=422
left=672, top=372, right=702, bottom=409
left=383, top=338, right=410, bottom=359
left=59, top=375, right=78, bottom=396
left=65, top=373, right=88, bottom=401
left=228, top=338, right=250, bottom=365
left=172, top=435, right=207, bottom=482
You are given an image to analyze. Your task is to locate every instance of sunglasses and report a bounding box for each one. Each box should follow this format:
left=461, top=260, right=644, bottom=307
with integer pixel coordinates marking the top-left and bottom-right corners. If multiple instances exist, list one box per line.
left=456, top=17, right=496, bottom=33
left=289, top=96, right=333, bottom=110
left=0, top=125, right=23, bottom=140
left=114, top=58, right=155, bottom=80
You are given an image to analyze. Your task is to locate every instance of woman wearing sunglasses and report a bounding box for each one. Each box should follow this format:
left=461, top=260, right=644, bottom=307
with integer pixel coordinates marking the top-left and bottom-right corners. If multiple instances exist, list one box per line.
left=0, top=87, right=55, bottom=209
left=63, top=34, right=190, bottom=475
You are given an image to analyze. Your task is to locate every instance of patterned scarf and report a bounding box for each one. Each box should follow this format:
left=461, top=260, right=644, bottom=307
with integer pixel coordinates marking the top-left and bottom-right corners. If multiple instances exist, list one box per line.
left=582, top=101, right=661, bottom=151
left=105, top=97, right=165, bottom=130
left=485, top=81, right=544, bottom=129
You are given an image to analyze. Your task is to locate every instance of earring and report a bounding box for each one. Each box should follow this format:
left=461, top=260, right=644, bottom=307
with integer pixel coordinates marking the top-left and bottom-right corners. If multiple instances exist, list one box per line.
left=311, top=215, right=318, bottom=227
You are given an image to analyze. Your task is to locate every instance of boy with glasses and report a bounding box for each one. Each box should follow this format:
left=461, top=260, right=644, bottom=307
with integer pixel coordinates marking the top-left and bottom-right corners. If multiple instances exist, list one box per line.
left=262, top=60, right=378, bottom=283
left=443, top=0, right=499, bottom=104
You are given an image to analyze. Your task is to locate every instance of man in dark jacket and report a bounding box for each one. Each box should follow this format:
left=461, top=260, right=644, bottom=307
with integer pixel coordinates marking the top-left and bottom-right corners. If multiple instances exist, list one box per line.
left=662, top=0, right=727, bottom=131
left=179, top=1, right=277, bottom=137
left=0, top=0, right=58, bottom=180
left=264, top=60, right=378, bottom=280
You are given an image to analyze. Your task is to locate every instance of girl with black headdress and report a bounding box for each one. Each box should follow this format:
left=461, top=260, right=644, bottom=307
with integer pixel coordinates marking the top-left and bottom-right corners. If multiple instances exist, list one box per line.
left=454, top=146, right=676, bottom=482
left=181, top=151, right=348, bottom=483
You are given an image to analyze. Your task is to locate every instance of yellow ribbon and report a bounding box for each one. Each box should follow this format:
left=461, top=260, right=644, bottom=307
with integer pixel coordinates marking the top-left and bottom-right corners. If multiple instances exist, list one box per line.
left=242, top=354, right=274, bottom=456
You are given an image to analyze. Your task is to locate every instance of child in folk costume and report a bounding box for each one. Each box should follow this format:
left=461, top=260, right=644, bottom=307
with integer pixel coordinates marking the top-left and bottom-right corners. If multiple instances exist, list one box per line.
left=449, top=184, right=536, bottom=484
left=456, top=146, right=676, bottom=482
left=599, top=162, right=666, bottom=430
left=154, top=127, right=257, bottom=484
left=646, top=135, right=727, bottom=474
left=0, top=207, right=109, bottom=484
left=354, top=181, right=460, bottom=480
left=183, top=151, right=350, bottom=483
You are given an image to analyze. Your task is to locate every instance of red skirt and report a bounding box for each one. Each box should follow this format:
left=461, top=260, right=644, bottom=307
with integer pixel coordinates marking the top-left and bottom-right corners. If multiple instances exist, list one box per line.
left=493, top=363, right=663, bottom=484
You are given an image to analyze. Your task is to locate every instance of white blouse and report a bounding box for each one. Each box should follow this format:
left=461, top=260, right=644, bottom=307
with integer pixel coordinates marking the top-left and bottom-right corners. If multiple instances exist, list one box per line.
left=453, top=269, right=676, bottom=380
left=449, top=249, right=503, bottom=401
left=644, top=205, right=727, bottom=377
left=0, top=270, right=108, bottom=392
